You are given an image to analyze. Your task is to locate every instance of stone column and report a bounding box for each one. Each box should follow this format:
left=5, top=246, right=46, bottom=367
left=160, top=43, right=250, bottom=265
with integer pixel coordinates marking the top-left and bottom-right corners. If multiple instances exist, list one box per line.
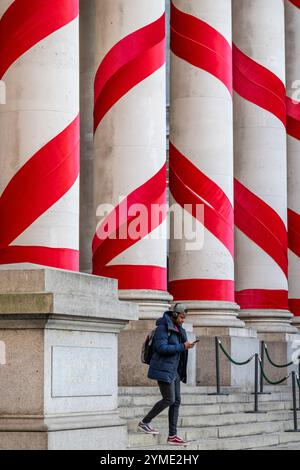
left=79, top=0, right=96, bottom=273
left=0, top=264, right=138, bottom=450
left=285, top=0, right=300, bottom=332
left=169, top=1, right=257, bottom=387
left=0, top=0, right=80, bottom=271
left=93, top=0, right=172, bottom=385
left=233, top=0, right=299, bottom=379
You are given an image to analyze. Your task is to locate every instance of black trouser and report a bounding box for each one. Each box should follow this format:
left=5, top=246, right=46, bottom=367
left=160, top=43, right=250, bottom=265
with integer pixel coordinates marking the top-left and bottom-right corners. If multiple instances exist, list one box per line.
left=143, top=373, right=181, bottom=436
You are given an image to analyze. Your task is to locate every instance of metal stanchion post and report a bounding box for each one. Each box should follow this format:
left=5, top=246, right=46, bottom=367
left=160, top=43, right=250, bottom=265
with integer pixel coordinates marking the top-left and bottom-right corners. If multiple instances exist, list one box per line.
left=246, top=354, right=266, bottom=414
left=257, top=342, right=271, bottom=395
left=260, top=341, right=264, bottom=394
left=208, top=337, right=229, bottom=396
left=285, top=372, right=300, bottom=433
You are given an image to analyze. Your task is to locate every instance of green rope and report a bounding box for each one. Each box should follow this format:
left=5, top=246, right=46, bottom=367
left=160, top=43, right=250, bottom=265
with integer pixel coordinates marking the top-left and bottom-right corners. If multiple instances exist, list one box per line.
left=259, top=358, right=289, bottom=385
left=218, top=340, right=255, bottom=366
left=264, top=344, right=293, bottom=368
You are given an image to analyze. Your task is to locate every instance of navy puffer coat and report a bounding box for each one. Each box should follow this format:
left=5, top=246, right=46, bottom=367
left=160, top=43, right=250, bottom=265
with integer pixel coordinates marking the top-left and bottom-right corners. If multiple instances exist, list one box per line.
left=147, top=312, right=188, bottom=384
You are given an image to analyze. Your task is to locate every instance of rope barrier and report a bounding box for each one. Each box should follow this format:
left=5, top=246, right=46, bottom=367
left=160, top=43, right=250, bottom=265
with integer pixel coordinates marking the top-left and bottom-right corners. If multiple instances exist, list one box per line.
left=264, top=344, right=294, bottom=368
left=258, top=357, right=290, bottom=385
left=218, top=339, right=255, bottom=366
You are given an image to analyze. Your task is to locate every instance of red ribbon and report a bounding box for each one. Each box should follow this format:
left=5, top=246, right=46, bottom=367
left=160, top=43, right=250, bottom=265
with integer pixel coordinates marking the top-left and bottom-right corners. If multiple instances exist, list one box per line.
left=169, top=143, right=234, bottom=257
left=0, top=116, right=80, bottom=270
left=170, top=1, right=232, bottom=95
left=94, top=13, right=165, bottom=133
left=0, top=0, right=79, bottom=79
left=288, top=208, right=300, bottom=257
left=286, top=96, right=300, bottom=141
left=234, top=179, right=288, bottom=277
left=95, top=265, right=167, bottom=291
left=233, top=44, right=286, bottom=127
left=169, top=279, right=235, bottom=302
left=92, top=165, right=167, bottom=290
left=0, top=246, right=79, bottom=271
left=235, top=289, right=289, bottom=310
left=288, top=0, right=300, bottom=8
left=289, top=299, right=300, bottom=317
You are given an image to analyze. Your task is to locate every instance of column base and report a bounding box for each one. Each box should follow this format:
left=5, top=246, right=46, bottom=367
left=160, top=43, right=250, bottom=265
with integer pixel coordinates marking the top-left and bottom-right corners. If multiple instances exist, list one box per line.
left=175, top=300, right=245, bottom=329
left=194, top=326, right=259, bottom=389
left=292, top=315, right=300, bottom=332
left=239, top=309, right=298, bottom=334
left=119, top=289, right=172, bottom=319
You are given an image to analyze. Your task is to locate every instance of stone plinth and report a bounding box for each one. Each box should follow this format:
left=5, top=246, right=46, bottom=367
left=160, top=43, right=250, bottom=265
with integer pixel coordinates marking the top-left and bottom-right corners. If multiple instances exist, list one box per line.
left=117, top=290, right=174, bottom=386
left=118, top=318, right=196, bottom=387
left=258, top=332, right=300, bottom=385
left=195, top=327, right=259, bottom=389
left=0, top=264, right=138, bottom=450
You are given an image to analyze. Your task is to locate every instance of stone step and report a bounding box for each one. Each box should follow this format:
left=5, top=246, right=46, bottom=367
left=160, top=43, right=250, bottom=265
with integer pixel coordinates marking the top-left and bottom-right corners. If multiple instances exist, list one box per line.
left=128, top=420, right=290, bottom=447
left=255, top=442, right=300, bottom=450
left=119, top=400, right=289, bottom=419
left=128, top=414, right=294, bottom=446
left=119, top=392, right=292, bottom=408
left=126, top=410, right=293, bottom=432
left=119, top=385, right=291, bottom=396
left=129, top=431, right=300, bottom=451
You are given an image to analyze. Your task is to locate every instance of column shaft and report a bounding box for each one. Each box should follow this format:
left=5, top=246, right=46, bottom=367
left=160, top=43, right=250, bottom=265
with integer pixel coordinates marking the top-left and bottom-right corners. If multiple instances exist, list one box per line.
left=285, top=0, right=300, bottom=331
left=79, top=0, right=96, bottom=273
left=93, top=0, right=171, bottom=319
left=233, top=0, right=295, bottom=333
left=169, top=0, right=243, bottom=329
left=0, top=0, right=80, bottom=270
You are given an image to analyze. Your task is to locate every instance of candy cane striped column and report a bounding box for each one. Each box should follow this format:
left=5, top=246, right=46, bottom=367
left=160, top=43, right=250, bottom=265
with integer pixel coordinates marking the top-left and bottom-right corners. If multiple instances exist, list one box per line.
left=169, top=0, right=243, bottom=328
left=0, top=0, right=79, bottom=271
left=233, top=0, right=296, bottom=333
left=93, top=0, right=171, bottom=318
left=285, top=0, right=300, bottom=330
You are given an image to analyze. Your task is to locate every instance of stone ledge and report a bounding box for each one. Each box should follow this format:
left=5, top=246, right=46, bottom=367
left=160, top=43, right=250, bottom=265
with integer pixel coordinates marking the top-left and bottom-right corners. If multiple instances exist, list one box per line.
left=0, top=411, right=125, bottom=432
left=0, top=263, right=118, bottom=298
left=0, top=292, right=137, bottom=322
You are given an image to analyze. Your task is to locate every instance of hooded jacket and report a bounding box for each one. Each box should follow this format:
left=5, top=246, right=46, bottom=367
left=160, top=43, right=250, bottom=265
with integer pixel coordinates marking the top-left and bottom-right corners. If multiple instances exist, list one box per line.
left=147, top=311, right=188, bottom=384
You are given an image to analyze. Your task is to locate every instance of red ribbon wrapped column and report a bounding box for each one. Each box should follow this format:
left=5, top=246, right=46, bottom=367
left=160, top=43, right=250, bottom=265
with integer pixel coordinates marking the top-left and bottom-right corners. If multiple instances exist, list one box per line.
left=286, top=0, right=300, bottom=329
left=233, top=0, right=295, bottom=332
left=169, top=0, right=243, bottom=328
left=93, top=0, right=171, bottom=318
left=0, top=0, right=80, bottom=270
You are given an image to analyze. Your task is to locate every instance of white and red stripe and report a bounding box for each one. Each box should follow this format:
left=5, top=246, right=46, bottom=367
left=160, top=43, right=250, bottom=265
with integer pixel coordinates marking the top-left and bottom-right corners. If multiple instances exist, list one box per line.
left=0, top=0, right=79, bottom=270
left=285, top=0, right=300, bottom=322
left=233, top=0, right=291, bottom=328
left=93, top=0, right=167, bottom=292
left=169, top=1, right=237, bottom=312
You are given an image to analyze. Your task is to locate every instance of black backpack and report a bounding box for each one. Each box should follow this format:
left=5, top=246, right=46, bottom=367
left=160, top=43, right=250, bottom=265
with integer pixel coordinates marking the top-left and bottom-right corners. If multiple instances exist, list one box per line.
left=141, top=328, right=157, bottom=365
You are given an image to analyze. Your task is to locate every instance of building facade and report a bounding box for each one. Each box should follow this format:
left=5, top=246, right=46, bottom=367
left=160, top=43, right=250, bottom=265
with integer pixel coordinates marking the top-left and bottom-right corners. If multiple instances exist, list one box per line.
left=0, top=0, right=300, bottom=450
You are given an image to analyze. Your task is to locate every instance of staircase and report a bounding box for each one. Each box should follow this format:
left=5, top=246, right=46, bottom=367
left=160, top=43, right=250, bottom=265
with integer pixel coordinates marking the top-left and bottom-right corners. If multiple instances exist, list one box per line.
left=118, top=386, right=300, bottom=450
